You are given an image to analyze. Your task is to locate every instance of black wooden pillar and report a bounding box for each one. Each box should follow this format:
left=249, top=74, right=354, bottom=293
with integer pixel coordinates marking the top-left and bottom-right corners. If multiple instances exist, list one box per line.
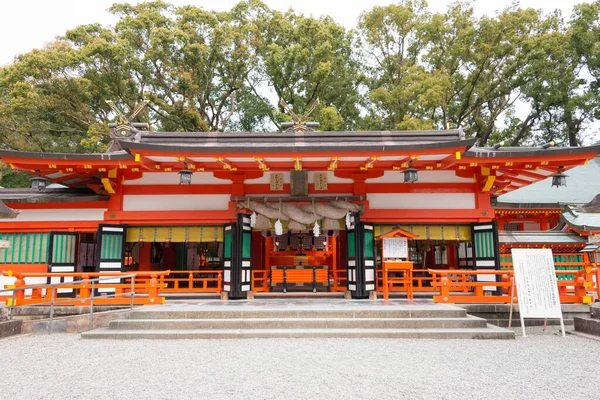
left=346, top=212, right=376, bottom=299
left=223, top=214, right=252, bottom=299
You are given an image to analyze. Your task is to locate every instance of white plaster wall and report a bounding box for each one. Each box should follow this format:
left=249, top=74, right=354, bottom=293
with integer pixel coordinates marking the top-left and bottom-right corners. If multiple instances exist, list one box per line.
left=124, top=172, right=230, bottom=185
left=367, top=193, right=476, bottom=209
left=122, top=194, right=230, bottom=211
left=0, top=209, right=106, bottom=222
left=366, top=170, right=473, bottom=184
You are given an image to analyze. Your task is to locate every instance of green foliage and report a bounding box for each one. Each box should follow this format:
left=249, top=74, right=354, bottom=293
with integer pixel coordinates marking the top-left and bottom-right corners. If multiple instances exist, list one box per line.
left=0, top=163, right=30, bottom=188
left=0, top=0, right=599, bottom=151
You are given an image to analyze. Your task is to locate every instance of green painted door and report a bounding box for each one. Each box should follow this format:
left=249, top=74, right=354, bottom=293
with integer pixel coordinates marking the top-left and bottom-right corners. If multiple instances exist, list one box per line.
left=47, top=232, right=78, bottom=297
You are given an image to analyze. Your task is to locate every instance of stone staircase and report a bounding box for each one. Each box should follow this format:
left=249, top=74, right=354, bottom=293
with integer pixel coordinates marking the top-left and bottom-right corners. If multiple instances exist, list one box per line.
left=574, top=303, right=600, bottom=338
left=81, top=300, right=515, bottom=339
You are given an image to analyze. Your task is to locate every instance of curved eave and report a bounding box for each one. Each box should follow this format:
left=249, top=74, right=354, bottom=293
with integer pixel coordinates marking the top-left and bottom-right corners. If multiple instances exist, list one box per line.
left=120, top=138, right=477, bottom=155
left=464, top=144, right=600, bottom=160
left=0, top=149, right=133, bottom=161
left=561, top=212, right=600, bottom=234
left=499, top=231, right=587, bottom=245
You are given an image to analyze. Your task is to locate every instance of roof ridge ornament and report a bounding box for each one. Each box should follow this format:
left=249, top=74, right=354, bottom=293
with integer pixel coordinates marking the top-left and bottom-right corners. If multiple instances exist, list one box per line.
left=279, top=98, right=320, bottom=133
left=106, top=100, right=150, bottom=142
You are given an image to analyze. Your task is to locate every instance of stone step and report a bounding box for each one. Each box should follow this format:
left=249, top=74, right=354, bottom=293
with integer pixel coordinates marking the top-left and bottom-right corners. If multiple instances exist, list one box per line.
left=484, top=318, right=574, bottom=328
left=82, top=325, right=515, bottom=340
left=574, top=317, right=600, bottom=337
left=109, top=316, right=487, bottom=330
left=128, top=308, right=467, bottom=320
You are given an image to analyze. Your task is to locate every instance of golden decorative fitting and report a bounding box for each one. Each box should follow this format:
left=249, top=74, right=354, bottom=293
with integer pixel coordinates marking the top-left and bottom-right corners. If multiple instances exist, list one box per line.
left=360, top=156, right=379, bottom=171
left=254, top=157, right=270, bottom=171
left=327, top=157, right=339, bottom=171
left=217, top=157, right=237, bottom=171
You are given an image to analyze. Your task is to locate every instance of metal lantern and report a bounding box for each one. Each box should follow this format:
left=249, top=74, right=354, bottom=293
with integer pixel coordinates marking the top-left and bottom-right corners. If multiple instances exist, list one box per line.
left=179, top=169, right=193, bottom=185
left=403, top=168, right=419, bottom=183
left=31, top=176, right=48, bottom=191
left=551, top=171, right=568, bottom=187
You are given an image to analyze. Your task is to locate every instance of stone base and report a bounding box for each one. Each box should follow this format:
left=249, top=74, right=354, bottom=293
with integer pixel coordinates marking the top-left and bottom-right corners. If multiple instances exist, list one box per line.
left=220, top=292, right=229, bottom=301
left=343, top=291, right=352, bottom=300
left=574, top=317, right=600, bottom=337
left=590, top=303, right=600, bottom=319
left=0, top=320, right=22, bottom=338
left=0, top=306, right=8, bottom=322
left=369, top=291, right=378, bottom=301
left=246, top=291, right=255, bottom=300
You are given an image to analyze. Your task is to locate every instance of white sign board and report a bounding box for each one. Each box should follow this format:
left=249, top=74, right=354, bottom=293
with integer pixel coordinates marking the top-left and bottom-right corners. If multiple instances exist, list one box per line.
left=511, top=248, right=565, bottom=336
left=383, top=237, right=408, bottom=258
left=511, top=249, right=562, bottom=318
left=0, top=240, right=9, bottom=249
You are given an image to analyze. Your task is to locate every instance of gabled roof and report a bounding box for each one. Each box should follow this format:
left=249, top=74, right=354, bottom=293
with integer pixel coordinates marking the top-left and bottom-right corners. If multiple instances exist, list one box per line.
left=499, top=231, right=587, bottom=245
left=376, top=228, right=419, bottom=239
left=124, top=129, right=474, bottom=153
left=561, top=205, right=600, bottom=232
left=0, top=129, right=599, bottom=194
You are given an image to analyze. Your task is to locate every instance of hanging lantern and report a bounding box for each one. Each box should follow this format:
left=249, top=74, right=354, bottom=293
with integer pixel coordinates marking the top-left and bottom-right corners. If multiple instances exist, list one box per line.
left=551, top=168, right=568, bottom=187
left=274, top=219, right=283, bottom=236
left=179, top=169, right=193, bottom=184
left=31, top=176, right=48, bottom=191
left=403, top=167, right=418, bottom=183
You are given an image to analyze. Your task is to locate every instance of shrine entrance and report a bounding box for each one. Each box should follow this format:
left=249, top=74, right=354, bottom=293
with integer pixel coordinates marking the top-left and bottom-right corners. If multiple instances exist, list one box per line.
left=252, top=230, right=343, bottom=294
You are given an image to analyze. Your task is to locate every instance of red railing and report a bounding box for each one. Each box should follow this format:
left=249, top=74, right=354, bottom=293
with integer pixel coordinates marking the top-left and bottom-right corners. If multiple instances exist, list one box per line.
left=427, top=268, right=597, bottom=304
left=1, top=270, right=170, bottom=306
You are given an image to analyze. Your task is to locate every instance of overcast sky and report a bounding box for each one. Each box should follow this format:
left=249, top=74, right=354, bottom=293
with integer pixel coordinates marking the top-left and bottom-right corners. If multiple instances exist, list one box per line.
left=0, top=0, right=590, bottom=66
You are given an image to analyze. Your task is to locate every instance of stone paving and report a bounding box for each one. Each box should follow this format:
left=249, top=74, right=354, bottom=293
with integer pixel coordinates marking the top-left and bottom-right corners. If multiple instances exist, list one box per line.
left=1, top=324, right=598, bottom=400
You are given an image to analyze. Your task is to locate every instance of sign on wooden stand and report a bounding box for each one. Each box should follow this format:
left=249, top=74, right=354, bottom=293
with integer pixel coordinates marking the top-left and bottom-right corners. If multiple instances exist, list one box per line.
left=382, top=237, right=408, bottom=258
left=0, top=240, right=10, bottom=249
left=510, top=248, right=565, bottom=337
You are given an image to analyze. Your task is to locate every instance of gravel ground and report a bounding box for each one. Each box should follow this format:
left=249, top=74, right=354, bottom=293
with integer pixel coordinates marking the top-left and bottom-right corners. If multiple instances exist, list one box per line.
left=1, top=326, right=598, bottom=400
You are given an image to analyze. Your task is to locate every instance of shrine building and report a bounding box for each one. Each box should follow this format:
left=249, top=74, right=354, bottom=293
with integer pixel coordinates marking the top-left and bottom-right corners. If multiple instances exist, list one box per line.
left=1, top=123, right=599, bottom=299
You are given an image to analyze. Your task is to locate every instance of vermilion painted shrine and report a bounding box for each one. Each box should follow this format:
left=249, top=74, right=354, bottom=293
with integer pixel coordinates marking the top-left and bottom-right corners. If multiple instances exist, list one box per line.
left=1, top=120, right=600, bottom=302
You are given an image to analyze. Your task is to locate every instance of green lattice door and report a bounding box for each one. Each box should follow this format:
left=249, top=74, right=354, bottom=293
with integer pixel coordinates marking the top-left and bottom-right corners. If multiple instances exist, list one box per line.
left=471, top=221, right=500, bottom=293
left=96, top=225, right=126, bottom=295
left=48, top=232, right=78, bottom=297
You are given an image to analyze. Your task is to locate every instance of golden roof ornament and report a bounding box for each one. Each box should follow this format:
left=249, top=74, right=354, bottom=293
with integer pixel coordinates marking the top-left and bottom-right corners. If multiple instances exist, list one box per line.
left=106, top=100, right=150, bottom=141
left=279, top=98, right=320, bottom=133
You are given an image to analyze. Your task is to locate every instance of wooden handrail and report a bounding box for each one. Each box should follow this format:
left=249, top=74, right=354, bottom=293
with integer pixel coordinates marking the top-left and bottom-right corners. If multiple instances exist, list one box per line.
left=2, top=270, right=171, bottom=278
left=427, top=268, right=596, bottom=304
